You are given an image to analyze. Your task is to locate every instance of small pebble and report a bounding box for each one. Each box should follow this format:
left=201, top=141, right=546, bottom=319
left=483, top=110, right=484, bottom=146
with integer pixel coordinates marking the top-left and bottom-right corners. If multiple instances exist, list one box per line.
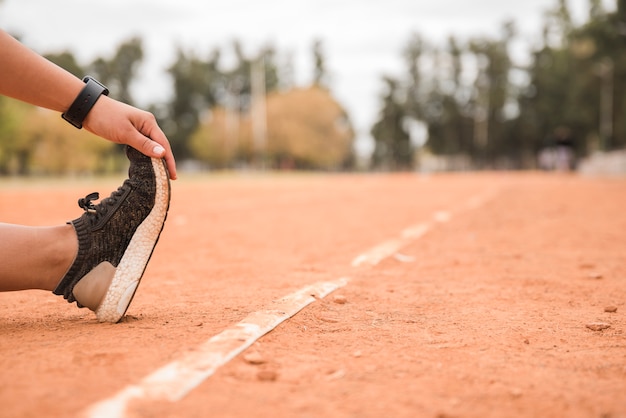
left=257, top=370, right=277, bottom=381
left=243, top=351, right=266, bottom=365
left=326, top=369, right=346, bottom=380
left=588, top=273, right=603, bottom=280
left=318, top=315, right=340, bottom=323
left=333, top=295, right=348, bottom=304
left=586, top=322, right=611, bottom=331
left=604, top=306, right=618, bottom=313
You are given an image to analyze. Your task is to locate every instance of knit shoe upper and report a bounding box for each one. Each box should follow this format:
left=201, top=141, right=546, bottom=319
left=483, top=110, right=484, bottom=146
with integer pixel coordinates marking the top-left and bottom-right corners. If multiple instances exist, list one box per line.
left=53, top=146, right=170, bottom=322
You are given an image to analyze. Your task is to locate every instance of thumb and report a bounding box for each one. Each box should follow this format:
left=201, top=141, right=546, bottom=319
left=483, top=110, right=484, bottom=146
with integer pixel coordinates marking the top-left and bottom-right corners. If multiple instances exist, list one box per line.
left=134, top=136, right=166, bottom=159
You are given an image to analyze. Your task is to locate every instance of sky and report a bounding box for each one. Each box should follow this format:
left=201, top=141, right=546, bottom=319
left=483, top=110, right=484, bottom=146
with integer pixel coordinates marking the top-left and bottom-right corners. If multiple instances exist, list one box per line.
left=0, top=0, right=616, bottom=155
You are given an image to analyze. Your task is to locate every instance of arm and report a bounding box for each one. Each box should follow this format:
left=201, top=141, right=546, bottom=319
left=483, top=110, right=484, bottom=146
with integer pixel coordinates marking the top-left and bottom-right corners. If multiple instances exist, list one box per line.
left=0, top=30, right=177, bottom=179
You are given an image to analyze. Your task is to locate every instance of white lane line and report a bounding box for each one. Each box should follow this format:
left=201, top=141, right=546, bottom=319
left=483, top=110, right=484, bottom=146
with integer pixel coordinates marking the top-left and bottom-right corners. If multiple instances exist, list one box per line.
left=352, top=219, right=435, bottom=268
left=464, top=189, right=498, bottom=211
left=84, top=187, right=498, bottom=417
left=433, top=210, right=451, bottom=223
left=401, top=222, right=431, bottom=239
left=351, top=189, right=496, bottom=268
left=351, top=237, right=408, bottom=267
left=84, top=278, right=349, bottom=418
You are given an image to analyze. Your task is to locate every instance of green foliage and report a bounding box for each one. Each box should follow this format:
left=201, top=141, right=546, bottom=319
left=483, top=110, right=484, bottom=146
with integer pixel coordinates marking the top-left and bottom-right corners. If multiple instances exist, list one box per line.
left=371, top=77, right=412, bottom=170
left=0, top=31, right=348, bottom=175
left=43, top=38, right=145, bottom=106
left=164, top=42, right=282, bottom=160
left=165, top=47, right=222, bottom=159
left=88, top=37, right=144, bottom=105
left=312, top=39, right=329, bottom=88
left=0, top=97, right=115, bottom=175
left=3, top=0, right=624, bottom=175
left=0, top=37, right=141, bottom=176
left=519, top=0, right=626, bottom=154
left=0, top=96, right=29, bottom=174
left=373, top=0, right=626, bottom=170
left=44, top=51, right=84, bottom=78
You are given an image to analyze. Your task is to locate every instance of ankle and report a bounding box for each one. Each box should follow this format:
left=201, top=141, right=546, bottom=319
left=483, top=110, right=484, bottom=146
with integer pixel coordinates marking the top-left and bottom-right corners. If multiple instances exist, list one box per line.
left=47, top=224, right=78, bottom=291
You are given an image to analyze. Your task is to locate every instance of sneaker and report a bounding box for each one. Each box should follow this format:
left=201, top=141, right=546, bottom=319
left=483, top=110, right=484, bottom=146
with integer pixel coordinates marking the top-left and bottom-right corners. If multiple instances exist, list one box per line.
left=53, top=146, right=171, bottom=323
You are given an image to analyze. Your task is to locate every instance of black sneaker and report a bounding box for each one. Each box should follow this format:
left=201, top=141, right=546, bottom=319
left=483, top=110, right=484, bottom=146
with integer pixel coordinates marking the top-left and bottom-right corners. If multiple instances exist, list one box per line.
left=53, top=146, right=171, bottom=323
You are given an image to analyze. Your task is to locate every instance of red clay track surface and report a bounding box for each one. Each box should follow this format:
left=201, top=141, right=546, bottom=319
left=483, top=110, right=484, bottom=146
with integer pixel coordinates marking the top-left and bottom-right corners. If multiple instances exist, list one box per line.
left=1, top=172, right=625, bottom=418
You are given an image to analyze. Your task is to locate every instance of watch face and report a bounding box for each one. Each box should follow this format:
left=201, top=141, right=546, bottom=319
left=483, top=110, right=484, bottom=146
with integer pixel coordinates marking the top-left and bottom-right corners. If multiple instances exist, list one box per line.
left=83, top=76, right=109, bottom=96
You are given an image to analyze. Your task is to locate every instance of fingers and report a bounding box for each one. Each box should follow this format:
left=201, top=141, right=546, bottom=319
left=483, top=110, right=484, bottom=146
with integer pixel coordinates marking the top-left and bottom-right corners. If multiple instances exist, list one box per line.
left=138, top=137, right=178, bottom=180
left=85, top=97, right=178, bottom=180
left=137, top=136, right=165, bottom=158
left=133, top=117, right=178, bottom=180
left=127, top=132, right=177, bottom=180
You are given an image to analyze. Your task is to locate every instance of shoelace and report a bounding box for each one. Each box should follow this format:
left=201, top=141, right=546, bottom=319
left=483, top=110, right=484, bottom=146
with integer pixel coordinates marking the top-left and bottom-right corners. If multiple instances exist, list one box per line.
left=76, top=181, right=133, bottom=228
left=78, top=192, right=99, bottom=213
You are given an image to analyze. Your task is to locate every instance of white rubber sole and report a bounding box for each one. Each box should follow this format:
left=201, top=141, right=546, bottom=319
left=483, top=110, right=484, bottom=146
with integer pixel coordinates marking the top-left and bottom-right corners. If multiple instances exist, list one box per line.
left=94, top=158, right=171, bottom=323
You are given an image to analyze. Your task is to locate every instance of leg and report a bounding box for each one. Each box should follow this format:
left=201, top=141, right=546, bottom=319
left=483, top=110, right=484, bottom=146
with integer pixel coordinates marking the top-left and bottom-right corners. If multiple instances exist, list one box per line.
left=0, top=223, right=77, bottom=292
left=54, top=146, right=170, bottom=322
left=1, top=147, right=170, bottom=323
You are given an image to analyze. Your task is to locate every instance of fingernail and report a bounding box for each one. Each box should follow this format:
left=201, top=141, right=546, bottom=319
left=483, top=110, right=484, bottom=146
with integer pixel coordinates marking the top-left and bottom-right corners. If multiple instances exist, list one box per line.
left=153, top=145, right=165, bottom=155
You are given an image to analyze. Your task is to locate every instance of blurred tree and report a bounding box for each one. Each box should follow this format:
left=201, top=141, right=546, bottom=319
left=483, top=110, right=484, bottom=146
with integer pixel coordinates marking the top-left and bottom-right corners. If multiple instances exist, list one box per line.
left=371, top=77, right=412, bottom=170
left=43, top=51, right=84, bottom=78
left=446, top=35, right=475, bottom=157
left=589, top=0, right=605, bottom=18
left=380, top=24, right=517, bottom=170
left=27, top=109, right=117, bottom=175
left=166, top=47, right=222, bottom=159
left=420, top=36, right=474, bottom=159
left=190, top=86, right=353, bottom=170
left=517, top=20, right=576, bottom=158
left=403, top=33, right=426, bottom=123
left=7, top=0, right=622, bottom=175
left=188, top=107, right=252, bottom=168
left=556, top=0, right=575, bottom=41
left=278, top=51, right=296, bottom=91
left=164, top=41, right=282, bottom=160
left=576, top=0, right=626, bottom=151
left=88, top=37, right=144, bottom=105
left=0, top=98, right=115, bottom=175
left=381, top=0, right=626, bottom=170
left=0, top=36, right=143, bottom=175
left=0, top=97, right=33, bottom=175
left=517, top=0, right=625, bottom=159
left=312, top=39, right=329, bottom=88
left=260, top=46, right=281, bottom=93
left=265, top=86, right=353, bottom=169
left=110, top=37, right=144, bottom=105
left=468, top=21, right=516, bottom=166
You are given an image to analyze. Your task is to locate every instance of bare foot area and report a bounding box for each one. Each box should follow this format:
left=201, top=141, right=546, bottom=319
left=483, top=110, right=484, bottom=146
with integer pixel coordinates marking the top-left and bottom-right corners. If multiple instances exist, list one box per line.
left=0, top=173, right=624, bottom=418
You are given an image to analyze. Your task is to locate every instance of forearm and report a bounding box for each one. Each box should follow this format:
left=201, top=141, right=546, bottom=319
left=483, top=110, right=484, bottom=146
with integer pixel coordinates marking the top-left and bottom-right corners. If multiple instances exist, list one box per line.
left=0, top=30, right=83, bottom=113
left=0, top=29, right=178, bottom=179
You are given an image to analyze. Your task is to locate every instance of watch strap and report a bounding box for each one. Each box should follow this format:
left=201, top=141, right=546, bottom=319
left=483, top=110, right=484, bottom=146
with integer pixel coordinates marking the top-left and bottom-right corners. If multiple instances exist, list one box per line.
left=61, top=76, right=109, bottom=129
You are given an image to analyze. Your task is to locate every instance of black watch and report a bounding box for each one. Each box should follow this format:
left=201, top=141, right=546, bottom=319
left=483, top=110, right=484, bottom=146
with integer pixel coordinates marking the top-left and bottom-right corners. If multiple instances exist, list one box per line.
left=61, top=76, right=109, bottom=129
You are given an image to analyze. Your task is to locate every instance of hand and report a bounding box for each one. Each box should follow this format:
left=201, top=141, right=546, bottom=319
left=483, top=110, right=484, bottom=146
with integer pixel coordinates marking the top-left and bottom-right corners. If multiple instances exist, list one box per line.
left=83, top=96, right=178, bottom=180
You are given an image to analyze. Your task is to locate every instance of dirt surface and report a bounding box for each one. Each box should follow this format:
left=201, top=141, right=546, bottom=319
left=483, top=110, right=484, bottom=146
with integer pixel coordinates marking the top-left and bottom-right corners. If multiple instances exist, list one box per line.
left=0, top=172, right=625, bottom=418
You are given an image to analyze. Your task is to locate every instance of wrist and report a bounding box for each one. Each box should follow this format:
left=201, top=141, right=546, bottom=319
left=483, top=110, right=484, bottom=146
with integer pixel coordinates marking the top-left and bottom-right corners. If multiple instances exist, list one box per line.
left=61, top=76, right=109, bottom=129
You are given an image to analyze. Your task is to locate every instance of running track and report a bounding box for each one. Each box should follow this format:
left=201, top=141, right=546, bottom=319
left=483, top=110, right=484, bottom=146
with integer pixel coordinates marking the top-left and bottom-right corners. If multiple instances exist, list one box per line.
left=1, top=172, right=624, bottom=417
